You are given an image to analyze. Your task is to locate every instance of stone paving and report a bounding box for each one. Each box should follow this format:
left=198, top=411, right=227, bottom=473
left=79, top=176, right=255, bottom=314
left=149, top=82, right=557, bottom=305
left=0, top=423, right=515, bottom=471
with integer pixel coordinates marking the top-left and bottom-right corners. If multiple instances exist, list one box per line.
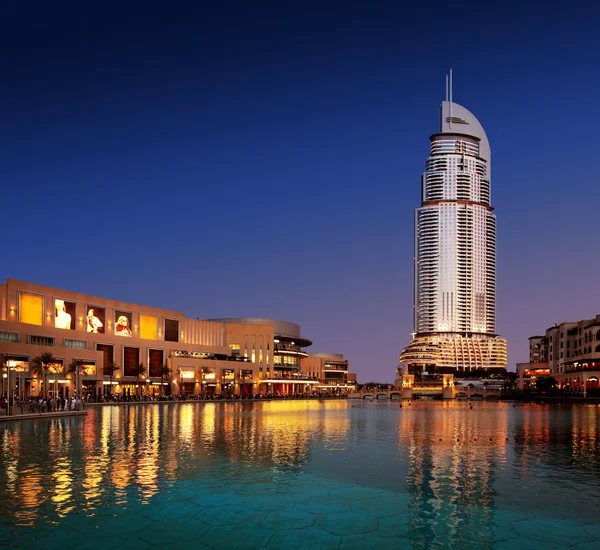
left=2, top=469, right=600, bottom=549
left=3, top=402, right=600, bottom=549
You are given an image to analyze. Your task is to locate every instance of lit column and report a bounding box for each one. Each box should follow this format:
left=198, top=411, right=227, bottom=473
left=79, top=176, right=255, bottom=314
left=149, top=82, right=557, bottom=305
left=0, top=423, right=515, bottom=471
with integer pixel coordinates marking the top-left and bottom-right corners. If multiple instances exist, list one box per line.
left=6, top=362, right=14, bottom=416
left=2, top=369, right=6, bottom=412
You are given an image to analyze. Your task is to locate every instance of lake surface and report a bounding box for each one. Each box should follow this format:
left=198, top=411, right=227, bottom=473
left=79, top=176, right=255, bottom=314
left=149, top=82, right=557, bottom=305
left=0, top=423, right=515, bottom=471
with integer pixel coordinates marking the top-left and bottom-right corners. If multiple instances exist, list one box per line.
left=1, top=400, right=600, bottom=549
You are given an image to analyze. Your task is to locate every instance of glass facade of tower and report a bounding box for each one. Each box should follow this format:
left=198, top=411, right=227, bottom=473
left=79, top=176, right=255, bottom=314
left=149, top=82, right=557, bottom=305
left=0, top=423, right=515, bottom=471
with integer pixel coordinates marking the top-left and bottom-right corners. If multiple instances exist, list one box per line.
left=401, top=100, right=507, bottom=372
left=417, top=133, right=495, bottom=334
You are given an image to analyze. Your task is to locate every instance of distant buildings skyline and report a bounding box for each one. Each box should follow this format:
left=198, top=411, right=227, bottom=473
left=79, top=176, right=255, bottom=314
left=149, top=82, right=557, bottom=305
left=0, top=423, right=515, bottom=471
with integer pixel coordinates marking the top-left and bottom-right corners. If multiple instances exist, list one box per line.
left=400, top=76, right=507, bottom=373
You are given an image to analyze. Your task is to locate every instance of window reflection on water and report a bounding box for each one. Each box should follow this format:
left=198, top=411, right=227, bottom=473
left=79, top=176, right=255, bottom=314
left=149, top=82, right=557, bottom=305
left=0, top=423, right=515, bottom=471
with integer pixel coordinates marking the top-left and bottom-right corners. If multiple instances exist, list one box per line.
left=1, top=401, right=600, bottom=533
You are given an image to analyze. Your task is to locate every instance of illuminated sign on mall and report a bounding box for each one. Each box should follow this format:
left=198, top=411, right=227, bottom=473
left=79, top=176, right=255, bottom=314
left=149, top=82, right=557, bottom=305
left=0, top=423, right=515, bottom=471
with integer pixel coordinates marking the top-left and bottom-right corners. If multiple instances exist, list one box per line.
left=54, top=299, right=76, bottom=330
left=114, top=310, right=133, bottom=337
left=86, top=306, right=105, bottom=334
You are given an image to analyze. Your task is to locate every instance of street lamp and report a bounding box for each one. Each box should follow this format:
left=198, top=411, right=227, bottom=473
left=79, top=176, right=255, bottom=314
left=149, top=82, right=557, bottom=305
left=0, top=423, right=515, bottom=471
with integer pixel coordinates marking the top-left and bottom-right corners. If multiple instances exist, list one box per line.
left=77, top=364, right=84, bottom=398
left=6, top=366, right=10, bottom=416
left=2, top=370, right=6, bottom=412
left=5, top=361, right=16, bottom=416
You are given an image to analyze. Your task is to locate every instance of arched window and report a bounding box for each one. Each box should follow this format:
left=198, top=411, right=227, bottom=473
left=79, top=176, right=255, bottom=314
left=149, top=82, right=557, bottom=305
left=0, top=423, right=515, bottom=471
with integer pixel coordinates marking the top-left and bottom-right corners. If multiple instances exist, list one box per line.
left=584, top=333, right=588, bottom=343
left=596, top=330, right=600, bottom=341
left=596, top=345, right=600, bottom=353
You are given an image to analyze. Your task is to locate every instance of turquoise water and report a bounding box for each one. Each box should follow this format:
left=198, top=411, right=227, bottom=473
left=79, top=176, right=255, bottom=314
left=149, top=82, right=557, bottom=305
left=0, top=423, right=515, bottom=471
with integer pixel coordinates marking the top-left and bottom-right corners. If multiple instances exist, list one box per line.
left=1, top=400, right=600, bottom=549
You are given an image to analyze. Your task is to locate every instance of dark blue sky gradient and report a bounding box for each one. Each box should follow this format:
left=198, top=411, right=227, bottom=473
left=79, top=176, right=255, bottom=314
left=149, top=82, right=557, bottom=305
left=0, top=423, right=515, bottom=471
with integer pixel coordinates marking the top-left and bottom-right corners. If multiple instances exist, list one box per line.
left=2, top=1, right=600, bottom=381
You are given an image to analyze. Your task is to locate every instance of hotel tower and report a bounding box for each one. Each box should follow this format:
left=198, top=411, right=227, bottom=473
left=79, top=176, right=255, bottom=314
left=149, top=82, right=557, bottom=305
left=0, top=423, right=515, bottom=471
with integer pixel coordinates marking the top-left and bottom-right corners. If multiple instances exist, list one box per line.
left=400, top=73, right=507, bottom=373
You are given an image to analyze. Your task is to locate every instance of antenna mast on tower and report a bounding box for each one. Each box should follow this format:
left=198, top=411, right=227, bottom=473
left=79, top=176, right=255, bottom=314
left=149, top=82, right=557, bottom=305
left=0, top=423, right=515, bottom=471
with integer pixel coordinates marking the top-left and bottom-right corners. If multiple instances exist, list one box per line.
left=449, top=68, right=453, bottom=129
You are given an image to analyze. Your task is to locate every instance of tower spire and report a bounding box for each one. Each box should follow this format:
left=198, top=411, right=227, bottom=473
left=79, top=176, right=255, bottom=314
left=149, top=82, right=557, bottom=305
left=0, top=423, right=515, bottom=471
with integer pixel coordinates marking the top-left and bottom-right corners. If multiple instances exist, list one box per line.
left=449, top=68, right=453, bottom=129
left=445, top=73, right=449, bottom=102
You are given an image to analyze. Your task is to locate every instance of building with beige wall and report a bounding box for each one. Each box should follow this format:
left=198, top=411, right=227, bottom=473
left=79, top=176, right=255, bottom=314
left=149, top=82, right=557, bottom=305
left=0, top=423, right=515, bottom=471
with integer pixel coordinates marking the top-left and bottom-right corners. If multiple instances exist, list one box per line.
left=209, top=318, right=320, bottom=396
left=0, top=279, right=330, bottom=399
left=517, top=315, right=600, bottom=393
left=301, top=353, right=355, bottom=394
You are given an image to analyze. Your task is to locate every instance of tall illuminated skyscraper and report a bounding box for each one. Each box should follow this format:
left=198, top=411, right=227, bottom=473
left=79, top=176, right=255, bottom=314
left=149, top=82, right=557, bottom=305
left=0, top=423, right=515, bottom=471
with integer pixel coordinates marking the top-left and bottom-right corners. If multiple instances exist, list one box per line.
left=400, top=72, right=507, bottom=373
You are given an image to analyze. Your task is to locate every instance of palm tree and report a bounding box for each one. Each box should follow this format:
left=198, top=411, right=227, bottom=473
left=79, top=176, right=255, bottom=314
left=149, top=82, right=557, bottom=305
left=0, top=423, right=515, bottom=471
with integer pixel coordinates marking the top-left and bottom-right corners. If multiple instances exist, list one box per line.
left=199, top=367, right=212, bottom=399
left=31, top=352, right=55, bottom=398
left=67, top=359, right=85, bottom=397
left=134, top=362, right=147, bottom=396
left=103, top=362, right=120, bottom=397
left=159, top=364, right=171, bottom=396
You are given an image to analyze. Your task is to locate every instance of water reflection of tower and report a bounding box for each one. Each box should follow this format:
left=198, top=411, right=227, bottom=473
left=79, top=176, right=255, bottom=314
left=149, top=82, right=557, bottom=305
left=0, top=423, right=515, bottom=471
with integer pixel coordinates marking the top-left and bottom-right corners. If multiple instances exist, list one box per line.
left=399, top=403, right=508, bottom=546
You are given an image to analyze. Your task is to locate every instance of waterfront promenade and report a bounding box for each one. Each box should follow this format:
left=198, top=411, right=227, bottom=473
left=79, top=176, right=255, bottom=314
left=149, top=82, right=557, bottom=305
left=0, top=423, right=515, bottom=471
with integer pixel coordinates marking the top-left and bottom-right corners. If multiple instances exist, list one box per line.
left=0, top=394, right=347, bottom=419
left=0, top=410, right=86, bottom=422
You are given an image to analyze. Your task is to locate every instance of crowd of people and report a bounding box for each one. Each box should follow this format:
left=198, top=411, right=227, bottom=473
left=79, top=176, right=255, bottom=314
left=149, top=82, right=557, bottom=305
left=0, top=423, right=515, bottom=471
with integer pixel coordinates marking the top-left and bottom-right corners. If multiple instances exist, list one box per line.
left=90, top=391, right=348, bottom=402
left=0, top=394, right=86, bottom=415
left=0, top=390, right=350, bottom=415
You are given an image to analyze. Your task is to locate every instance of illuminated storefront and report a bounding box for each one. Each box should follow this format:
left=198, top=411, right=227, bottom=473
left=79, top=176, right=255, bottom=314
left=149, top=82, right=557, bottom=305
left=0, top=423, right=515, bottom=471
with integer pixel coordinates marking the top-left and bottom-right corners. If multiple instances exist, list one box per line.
left=519, top=315, right=600, bottom=395
left=301, top=353, right=356, bottom=395
left=0, top=279, right=348, bottom=399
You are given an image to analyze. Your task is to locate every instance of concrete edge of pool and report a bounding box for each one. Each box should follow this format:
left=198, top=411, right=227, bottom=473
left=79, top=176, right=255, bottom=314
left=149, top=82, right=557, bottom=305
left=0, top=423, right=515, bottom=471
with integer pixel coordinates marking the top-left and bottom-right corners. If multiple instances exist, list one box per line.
left=0, top=410, right=87, bottom=422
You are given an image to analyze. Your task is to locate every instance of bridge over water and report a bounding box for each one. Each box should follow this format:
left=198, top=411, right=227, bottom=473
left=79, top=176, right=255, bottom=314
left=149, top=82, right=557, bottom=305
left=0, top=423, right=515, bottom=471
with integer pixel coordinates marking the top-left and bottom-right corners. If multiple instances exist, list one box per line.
left=349, top=374, right=502, bottom=401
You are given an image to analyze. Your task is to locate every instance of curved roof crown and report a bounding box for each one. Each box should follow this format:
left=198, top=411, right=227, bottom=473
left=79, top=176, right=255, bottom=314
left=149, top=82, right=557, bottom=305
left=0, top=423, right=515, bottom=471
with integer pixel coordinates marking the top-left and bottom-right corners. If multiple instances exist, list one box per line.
left=439, top=100, right=491, bottom=167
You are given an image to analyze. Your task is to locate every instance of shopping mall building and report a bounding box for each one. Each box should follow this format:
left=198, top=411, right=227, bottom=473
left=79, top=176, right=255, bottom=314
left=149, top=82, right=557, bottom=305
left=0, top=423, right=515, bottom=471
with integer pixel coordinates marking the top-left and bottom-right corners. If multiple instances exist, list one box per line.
left=0, top=279, right=354, bottom=398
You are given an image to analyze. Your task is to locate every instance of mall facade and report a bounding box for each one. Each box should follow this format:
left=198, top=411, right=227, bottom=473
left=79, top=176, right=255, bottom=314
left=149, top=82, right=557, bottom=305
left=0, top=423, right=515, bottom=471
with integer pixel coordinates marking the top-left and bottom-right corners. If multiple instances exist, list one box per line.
left=301, top=352, right=354, bottom=394
left=0, top=279, right=354, bottom=398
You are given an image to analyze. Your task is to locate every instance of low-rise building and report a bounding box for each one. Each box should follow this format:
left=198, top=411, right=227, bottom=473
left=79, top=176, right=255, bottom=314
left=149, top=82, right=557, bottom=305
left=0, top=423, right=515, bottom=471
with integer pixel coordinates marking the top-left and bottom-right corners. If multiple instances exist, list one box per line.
left=207, top=318, right=319, bottom=396
left=0, top=279, right=337, bottom=399
left=517, top=315, right=600, bottom=393
left=301, top=352, right=355, bottom=395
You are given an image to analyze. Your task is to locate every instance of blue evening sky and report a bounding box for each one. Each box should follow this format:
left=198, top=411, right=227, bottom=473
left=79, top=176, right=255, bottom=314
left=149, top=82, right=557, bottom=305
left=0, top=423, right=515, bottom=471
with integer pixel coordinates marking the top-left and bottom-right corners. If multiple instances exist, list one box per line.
left=2, top=1, right=599, bottom=381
